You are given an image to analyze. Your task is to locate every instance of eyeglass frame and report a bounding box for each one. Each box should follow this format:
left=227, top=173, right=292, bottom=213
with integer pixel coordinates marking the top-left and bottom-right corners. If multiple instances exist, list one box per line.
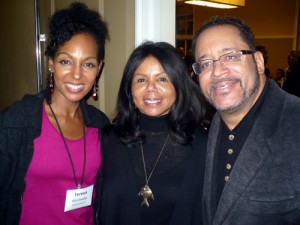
left=192, top=50, right=255, bottom=75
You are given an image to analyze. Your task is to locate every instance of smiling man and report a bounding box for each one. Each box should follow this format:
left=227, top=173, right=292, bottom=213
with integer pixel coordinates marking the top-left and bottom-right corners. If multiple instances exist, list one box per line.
left=192, top=16, right=300, bottom=225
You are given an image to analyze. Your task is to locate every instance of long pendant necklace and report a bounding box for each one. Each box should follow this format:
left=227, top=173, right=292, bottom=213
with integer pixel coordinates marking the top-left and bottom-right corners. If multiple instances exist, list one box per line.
left=48, top=104, right=86, bottom=189
left=138, top=134, right=170, bottom=207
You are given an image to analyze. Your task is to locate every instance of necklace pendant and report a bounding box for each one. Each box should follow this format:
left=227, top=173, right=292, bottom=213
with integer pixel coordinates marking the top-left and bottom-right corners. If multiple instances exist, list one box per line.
left=138, top=184, right=154, bottom=207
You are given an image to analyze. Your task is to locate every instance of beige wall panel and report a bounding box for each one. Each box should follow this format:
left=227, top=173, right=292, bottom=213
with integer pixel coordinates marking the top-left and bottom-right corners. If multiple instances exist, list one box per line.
left=0, top=0, right=36, bottom=110
left=103, top=0, right=135, bottom=119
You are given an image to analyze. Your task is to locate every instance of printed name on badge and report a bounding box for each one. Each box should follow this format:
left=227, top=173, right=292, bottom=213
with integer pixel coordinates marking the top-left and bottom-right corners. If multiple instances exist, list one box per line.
left=64, top=185, right=94, bottom=212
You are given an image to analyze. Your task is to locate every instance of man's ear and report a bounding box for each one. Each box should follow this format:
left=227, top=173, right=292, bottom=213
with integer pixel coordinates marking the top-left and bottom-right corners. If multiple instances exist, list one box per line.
left=254, top=51, right=265, bottom=75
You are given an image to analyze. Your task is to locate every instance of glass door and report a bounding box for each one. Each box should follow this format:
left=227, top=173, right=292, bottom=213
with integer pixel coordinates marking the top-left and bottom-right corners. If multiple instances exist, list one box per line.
left=0, top=0, right=51, bottom=110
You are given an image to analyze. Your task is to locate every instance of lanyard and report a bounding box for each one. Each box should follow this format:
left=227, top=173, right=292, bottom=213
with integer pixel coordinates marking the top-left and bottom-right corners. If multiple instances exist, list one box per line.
left=48, top=104, right=86, bottom=189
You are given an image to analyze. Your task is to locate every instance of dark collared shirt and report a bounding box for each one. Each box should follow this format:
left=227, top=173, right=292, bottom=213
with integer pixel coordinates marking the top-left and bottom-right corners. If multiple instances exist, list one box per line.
left=216, top=79, right=270, bottom=205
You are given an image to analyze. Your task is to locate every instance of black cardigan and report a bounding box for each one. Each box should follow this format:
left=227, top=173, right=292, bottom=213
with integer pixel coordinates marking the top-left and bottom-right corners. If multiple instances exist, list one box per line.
left=99, top=114, right=207, bottom=225
left=0, top=92, right=109, bottom=225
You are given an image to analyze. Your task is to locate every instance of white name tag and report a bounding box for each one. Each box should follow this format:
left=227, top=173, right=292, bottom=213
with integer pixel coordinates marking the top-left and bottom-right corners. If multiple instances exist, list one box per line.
left=64, top=185, right=94, bottom=212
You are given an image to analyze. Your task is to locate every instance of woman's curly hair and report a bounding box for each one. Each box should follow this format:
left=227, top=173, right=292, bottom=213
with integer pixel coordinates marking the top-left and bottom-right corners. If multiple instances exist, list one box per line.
left=44, top=2, right=109, bottom=103
left=45, top=2, right=109, bottom=60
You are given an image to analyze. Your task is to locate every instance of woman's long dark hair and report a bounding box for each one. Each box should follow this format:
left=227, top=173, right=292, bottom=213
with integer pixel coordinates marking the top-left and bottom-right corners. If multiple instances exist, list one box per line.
left=110, top=41, right=206, bottom=145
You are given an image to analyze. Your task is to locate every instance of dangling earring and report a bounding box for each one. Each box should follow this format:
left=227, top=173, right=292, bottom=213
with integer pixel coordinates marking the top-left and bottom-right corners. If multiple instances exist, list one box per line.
left=49, top=72, right=54, bottom=93
left=92, top=81, right=97, bottom=100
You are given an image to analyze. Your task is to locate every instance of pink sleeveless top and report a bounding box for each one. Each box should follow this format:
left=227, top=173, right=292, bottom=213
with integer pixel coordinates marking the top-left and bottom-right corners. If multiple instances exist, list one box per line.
left=19, top=104, right=101, bottom=225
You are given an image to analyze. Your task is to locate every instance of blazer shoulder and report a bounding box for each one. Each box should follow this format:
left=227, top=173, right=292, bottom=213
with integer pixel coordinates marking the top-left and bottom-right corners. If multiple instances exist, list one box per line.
left=81, top=101, right=110, bottom=128
left=0, top=93, right=43, bottom=128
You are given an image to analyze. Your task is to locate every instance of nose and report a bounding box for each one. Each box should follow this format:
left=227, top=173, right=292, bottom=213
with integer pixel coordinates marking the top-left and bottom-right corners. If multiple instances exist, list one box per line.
left=211, top=60, right=228, bottom=77
left=73, top=63, right=81, bottom=80
left=146, top=80, right=158, bottom=92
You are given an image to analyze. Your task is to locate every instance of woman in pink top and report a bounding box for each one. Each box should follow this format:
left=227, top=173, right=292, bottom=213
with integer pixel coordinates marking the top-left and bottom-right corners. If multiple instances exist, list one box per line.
left=0, top=3, right=109, bottom=225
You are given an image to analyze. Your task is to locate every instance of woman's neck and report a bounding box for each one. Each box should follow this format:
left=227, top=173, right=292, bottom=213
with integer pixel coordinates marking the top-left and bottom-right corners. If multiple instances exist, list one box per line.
left=49, top=93, right=81, bottom=119
left=138, top=112, right=169, bottom=133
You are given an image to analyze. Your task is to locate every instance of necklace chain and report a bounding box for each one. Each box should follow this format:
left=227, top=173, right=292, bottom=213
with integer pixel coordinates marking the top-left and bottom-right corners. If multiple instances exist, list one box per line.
left=138, top=134, right=170, bottom=207
left=140, top=134, right=170, bottom=184
left=48, top=104, right=86, bottom=189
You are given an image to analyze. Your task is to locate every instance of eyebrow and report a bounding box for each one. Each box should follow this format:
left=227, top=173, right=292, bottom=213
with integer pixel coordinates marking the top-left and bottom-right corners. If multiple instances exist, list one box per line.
left=134, top=71, right=167, bottom=77
left=197, top=47, right=238, bottom=61
left=56, top=52, right=98, bottom=61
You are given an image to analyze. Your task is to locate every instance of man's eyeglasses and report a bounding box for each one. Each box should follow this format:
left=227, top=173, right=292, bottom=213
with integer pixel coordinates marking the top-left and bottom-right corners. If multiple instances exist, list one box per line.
left=192, top=50, right=255, bottom=75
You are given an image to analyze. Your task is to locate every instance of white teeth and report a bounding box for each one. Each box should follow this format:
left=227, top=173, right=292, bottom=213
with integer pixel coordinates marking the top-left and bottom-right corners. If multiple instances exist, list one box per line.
left=216, top=84, right=228, bottom=90
left=144, top=99, right=161, bottom=104
left=65, top=83, right=83, bottom=90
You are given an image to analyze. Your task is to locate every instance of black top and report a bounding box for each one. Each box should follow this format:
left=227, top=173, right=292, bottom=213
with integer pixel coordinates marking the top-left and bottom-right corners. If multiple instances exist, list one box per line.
left=100, top=113, right=208, bottom=225
left=131, top=113, right=191, bottom=224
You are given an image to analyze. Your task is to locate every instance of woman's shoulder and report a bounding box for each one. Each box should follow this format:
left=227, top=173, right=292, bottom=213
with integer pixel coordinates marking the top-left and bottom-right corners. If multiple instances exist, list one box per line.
left=83, top=102, right=107, bottom=117
left=194, top=125, right=208, bottom=138
left=81, top=101, right=110, bottom=127
left=102, top=125, right=121, bottom=143
left=0, top=93, right=43, bottom=127
left=102, top=125, right=138, bottom=148
left=2, top=93, right=42, bottom=113
left=101, top=125, right=132, bottom=159
left=192, top=125, right=208, bottom=146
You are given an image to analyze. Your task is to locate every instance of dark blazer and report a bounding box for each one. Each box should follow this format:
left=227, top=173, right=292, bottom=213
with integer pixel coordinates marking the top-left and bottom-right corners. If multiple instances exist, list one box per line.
left=203, top=80, right=300, bottom=225
left=0, top=92, right=109, bottom=225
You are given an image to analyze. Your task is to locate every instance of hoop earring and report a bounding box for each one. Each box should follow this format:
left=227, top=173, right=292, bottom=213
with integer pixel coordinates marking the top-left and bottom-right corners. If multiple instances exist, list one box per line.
left=92, top=81, right=97, bottom=100
left=49, top=72, right=54, bottom=93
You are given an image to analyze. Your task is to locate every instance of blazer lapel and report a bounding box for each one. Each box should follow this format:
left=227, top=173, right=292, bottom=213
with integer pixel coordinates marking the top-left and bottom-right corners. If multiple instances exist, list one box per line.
left=202, top=115, right=221, bottom=225
left=213, top=128, right=270, bottom=225
left=212, top=81, right=284, bottom=225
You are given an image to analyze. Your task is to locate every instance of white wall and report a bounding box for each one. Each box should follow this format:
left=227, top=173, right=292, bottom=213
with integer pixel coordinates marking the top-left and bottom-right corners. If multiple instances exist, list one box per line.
left=135, top=0, right=176, bottom=46
left=101, top=0, right=176, bottom=119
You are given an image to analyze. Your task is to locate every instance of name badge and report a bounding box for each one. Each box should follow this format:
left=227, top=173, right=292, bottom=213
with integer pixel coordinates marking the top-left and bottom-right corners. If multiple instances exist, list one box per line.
left=64, top=185, right=94, bottom=212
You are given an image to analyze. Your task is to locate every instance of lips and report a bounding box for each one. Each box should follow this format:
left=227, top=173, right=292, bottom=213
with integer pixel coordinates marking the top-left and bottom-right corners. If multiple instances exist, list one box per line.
left=210, top=78, right=239, bottom=95
left=144, top=99, right=161, bottom=103
left=214, top=82, right=230, bottom=90
left=65, top=83, right=84, bottom=92
left=144, top=99, right=162, bottom=106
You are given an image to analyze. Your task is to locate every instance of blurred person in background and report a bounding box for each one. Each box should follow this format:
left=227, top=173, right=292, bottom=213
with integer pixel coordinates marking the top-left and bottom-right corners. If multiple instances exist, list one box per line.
left=283, top=50, right=300, bottom=97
